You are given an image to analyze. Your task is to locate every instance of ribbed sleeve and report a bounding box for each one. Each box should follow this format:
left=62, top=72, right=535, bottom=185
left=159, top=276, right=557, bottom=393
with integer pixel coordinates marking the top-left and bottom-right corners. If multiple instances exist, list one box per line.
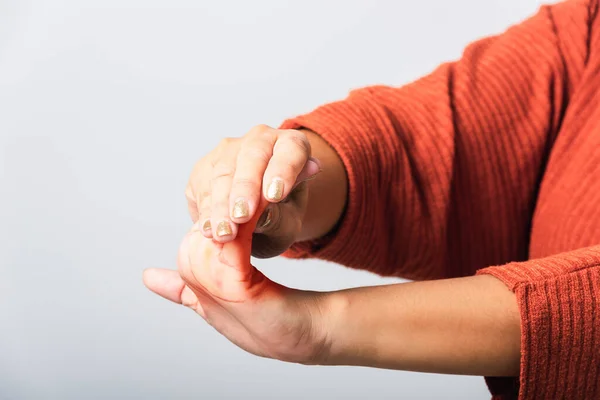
left=281, top=0, right=593, bottom=280
left=477, top=246, right=600, bottom=399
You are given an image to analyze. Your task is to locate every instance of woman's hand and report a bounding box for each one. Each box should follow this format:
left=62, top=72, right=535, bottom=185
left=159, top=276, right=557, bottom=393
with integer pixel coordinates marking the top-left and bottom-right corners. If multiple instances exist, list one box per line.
left=185, top=125, right=319, bottom=258
left=185, top=124, right=347, bottom=258
left=144, top=205, right=520, bottom=376
left=143, top=203, right=330, bottom=364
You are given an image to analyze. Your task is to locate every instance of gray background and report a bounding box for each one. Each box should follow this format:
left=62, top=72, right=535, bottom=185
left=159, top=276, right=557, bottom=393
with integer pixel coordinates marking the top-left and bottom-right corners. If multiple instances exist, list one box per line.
left=0, top=1, right=549, bottom=399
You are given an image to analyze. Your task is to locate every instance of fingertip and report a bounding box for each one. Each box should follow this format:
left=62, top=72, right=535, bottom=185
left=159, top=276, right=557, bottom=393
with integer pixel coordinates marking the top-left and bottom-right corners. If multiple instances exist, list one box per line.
left=142, top=268, right=186, bottom=304
left=295, top=158, right=322, bottom=184
left=264, top=177, right=285, bottom=202
left=308, top=156, right=322, bottom=170
left=230, top=197, right=253, bottom=224
left=195, top=219, right=213, bottom=238
left=306, top=157, right=322, bottom=175
left=211, top=219, right=238, bottom=243
left=142, top=267, right=161, bottom=289
left=253, top=204, right=276, bottom=234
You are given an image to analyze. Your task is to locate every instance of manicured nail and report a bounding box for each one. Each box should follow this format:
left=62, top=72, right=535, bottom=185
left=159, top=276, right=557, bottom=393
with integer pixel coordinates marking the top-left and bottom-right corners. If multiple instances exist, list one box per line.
left=266, top=178, right=284, bottom=201
left=256, top=207, right=273, bottom=230
left=232, top=198, right=249, bottom=219
left=216, top=220, right=232, bottom=237
left=202, top=220, right=212, bottom=232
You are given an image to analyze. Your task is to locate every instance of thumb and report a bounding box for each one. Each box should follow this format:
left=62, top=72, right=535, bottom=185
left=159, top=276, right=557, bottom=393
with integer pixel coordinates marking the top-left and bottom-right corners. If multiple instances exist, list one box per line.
left=293, top=157, right=322, bottom=189
left=143, top=268, right=187, bottom=304
left=143, top=268, right=206, bottom=316
left=219, top=199, right=267, bottom=276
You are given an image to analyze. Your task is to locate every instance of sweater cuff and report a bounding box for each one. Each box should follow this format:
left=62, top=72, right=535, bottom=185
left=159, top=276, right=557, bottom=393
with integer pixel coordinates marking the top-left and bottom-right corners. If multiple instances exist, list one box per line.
left=278, top=92, right=385, bottom=271
left=476, top=246, right=600, bottom=399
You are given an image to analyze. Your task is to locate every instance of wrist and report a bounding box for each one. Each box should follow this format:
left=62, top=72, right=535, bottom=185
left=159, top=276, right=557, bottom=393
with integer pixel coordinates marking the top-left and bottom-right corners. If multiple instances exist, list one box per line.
left=312, top=289, right=364, bottom=366
left=292, top=290, right=348, bottom=366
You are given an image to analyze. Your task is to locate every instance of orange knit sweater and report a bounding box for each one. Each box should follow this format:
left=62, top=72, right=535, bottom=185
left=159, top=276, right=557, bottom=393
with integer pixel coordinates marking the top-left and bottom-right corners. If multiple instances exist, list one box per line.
left=280, top=0, right=600, bottom=398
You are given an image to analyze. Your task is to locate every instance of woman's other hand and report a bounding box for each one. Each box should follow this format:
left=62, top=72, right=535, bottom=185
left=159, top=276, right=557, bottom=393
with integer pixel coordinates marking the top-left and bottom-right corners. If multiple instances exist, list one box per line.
left=185, top=124, right=347, bottom=258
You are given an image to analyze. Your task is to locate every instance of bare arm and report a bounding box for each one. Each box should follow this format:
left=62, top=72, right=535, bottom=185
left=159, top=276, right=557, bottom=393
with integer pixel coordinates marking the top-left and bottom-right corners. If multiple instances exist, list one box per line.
left=321, top=274, right=520, bottom=376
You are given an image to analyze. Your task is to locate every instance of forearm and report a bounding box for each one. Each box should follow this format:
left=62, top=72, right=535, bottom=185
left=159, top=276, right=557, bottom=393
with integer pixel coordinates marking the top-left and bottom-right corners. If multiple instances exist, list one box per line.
left=298, top=129, right=347, bottom=242
left=320, top=275, right=520, bottom=376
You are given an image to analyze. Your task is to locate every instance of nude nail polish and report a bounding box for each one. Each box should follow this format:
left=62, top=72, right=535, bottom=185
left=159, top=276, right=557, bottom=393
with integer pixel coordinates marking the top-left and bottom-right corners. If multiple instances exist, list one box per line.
left=232, top=198, right=249, bottom=219
left=216, top=220, right=232, bottom=237
left=266, top=178, right=284, bottom=201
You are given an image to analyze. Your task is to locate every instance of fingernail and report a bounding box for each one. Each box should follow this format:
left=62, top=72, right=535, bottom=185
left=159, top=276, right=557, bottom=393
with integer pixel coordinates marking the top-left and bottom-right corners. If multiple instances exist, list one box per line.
left=232, top=198, right=249, bottom=219
left=266, top=178, right=284, bottom=201
left=202, top=220, right=212, bottom=232
left=216, top=220, right=232, bottom=237
left=191, top=220, right=205, bottom=232
left=256, top=207, right=273, bottom=230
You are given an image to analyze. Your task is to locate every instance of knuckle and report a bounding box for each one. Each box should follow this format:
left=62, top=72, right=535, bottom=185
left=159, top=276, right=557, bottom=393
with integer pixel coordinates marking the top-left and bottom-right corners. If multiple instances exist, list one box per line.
left=232, top=177, right=259, bottom=192
left=275, top=156, right=304, bottom=178
left=211, top=162, right=235, bottom=181
left=239, top=146, right=271, bottom=164
left=278, top=162, right=298, bottom=180
left=219, top=137, right=236, bottom=148
left=211, top=199, right=230, bottom=212
left=284, top=131, right=310, bottom=154
left=249, top=124, right=271, bottom=136
left=214, top=138, right=239, bottom=158
left=248, top=125, right=276, bottom=143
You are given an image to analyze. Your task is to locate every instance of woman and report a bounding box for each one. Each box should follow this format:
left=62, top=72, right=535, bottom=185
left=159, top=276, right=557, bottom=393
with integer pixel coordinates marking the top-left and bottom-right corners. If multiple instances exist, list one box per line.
left=143, top=0, right=600, bottom=398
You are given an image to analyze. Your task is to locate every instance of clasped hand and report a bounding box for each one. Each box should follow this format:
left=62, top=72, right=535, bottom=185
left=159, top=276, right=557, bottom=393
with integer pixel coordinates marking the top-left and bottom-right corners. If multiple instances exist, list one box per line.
left=144, top=125, right=334, bottom=365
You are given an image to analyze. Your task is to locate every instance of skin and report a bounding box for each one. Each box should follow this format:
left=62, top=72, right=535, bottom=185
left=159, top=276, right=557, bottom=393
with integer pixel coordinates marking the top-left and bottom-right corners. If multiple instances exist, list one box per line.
left=184, top=125, right=347, bottom=257
left=144, top=125, right=521, bottom=377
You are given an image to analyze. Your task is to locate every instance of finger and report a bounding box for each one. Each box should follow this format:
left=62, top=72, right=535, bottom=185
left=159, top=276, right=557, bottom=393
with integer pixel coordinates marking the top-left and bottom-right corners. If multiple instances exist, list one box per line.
left=292, top=157, right=322, bottom=189
left=177, top=229, right=217, bottom=306
left=197, top=195, right=213, bottom=238
left=263, top=130, right=311, bottom=203
left=229, top=125, right=277, bottom=224
left=185, top=158, right=210, bottom=223
left=142, top=267, right=207, bottom=317
left=251, top=200, right=303, bottom=259
left=254, top=159, right=319, bottom=233
left=220, top=199, right=266, bottom=285
left=185, top=185, right=199, bottom=223
left=210, top=143, right=239, bottom=243
left=143, top=268, right=186, bottom=304
left=253, top=203, right=278, bottom=234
